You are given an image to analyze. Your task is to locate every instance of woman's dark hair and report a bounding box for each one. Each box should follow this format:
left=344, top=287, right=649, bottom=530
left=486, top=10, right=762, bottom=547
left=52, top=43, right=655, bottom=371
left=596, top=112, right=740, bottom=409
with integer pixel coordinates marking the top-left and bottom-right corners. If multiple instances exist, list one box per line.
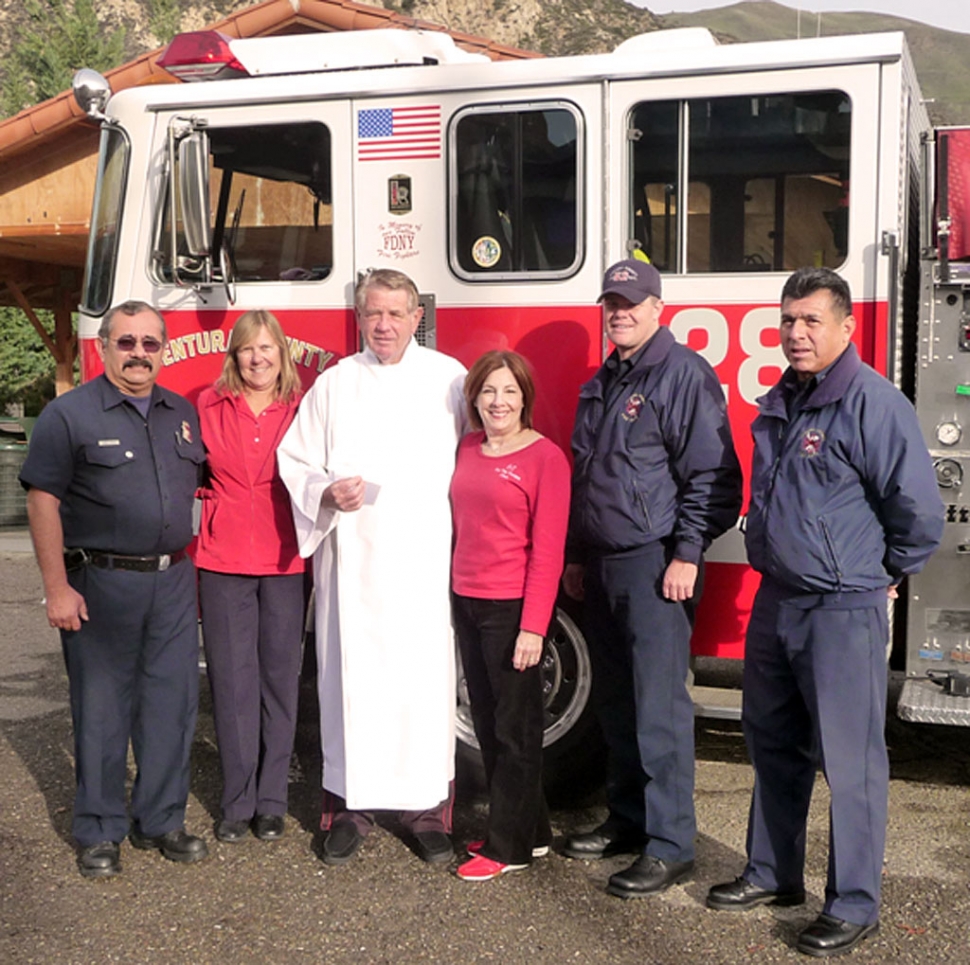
left=463, top=350, right=536, bottom=431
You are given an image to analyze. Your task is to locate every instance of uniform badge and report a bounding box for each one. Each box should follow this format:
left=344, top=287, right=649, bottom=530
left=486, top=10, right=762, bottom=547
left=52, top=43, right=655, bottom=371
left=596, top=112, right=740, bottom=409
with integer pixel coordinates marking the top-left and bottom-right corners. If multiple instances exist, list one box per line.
left=800, top=428, right=825, bottom=456
left=622, top=393, right=645, bottom=422
left=180, top=421, right=193, bottom=445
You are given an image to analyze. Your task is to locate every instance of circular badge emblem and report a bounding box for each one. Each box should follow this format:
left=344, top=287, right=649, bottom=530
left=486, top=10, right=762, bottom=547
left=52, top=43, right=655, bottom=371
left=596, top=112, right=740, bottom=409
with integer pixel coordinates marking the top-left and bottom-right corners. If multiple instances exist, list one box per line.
left=471, top=236, right=501, bottom=269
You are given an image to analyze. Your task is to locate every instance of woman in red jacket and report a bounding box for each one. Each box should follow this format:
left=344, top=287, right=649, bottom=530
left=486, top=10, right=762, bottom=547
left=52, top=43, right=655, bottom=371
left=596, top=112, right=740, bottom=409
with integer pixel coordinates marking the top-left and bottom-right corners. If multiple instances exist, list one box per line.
left=195, top=310, right=305, bottom=844
left=450, top=350, right=570, bottom=881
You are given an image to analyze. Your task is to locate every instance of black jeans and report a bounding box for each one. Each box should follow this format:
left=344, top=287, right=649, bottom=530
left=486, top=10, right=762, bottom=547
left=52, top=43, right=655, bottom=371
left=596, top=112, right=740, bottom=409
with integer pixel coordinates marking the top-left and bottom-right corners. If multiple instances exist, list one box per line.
left=453, top=594, right=551, bottom=865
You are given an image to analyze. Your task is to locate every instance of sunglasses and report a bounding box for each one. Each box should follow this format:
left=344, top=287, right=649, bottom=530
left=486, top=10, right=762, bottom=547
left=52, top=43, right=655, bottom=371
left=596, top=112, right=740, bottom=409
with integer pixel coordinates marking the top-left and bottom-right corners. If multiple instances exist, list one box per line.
left=110, top=335, right=163, bottom=354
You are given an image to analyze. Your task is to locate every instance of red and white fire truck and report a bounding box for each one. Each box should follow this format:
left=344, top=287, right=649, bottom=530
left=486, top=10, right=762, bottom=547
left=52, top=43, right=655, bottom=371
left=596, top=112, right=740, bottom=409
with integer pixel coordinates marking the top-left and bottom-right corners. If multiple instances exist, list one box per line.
left=70, top=23, right=970, bottom=788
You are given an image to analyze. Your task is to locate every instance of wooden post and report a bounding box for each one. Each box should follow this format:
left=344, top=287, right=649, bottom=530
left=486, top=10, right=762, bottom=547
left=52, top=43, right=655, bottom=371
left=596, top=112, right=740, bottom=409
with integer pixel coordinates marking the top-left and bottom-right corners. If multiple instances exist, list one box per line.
left=54, top=282, right=76, bottom=396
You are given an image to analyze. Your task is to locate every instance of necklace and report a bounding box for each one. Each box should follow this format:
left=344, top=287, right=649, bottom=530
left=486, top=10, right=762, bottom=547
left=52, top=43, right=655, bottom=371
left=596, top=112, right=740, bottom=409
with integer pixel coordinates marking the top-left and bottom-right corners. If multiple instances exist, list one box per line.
left=481, top=427, right=531, bottom=455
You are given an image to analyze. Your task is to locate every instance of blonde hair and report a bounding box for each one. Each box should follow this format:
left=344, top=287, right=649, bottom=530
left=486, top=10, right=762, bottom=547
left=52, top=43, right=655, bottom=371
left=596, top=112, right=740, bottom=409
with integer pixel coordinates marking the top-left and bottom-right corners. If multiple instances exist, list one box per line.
left=216, top=310, right=301, bottom=402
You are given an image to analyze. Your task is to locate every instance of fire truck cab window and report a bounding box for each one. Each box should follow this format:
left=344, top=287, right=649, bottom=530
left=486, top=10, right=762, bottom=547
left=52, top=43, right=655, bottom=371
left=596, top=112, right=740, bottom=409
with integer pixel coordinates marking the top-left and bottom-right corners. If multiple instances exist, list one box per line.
left=630, top=91, right=850, bottom=273
left=157, top=121, right=333, bottom=284
left=452, top=106, right=580, bottom=278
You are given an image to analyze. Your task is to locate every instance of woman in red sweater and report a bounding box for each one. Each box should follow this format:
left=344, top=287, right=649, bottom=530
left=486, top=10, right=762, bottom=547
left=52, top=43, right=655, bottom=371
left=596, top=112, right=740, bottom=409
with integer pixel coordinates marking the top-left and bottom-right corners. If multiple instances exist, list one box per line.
left=195, top=310, right=305, bottom=844
left=450, top=350, right=570, bottom=881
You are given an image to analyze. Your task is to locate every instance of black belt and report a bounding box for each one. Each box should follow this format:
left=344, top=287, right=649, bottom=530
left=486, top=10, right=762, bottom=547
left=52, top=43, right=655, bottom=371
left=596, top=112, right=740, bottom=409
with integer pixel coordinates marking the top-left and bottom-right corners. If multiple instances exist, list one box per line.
left=64, top=548, right=188, bottom=572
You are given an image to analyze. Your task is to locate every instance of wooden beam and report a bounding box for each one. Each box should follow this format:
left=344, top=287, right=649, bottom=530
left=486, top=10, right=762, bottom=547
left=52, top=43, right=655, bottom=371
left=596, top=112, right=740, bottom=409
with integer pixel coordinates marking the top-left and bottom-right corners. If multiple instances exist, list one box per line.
left=5, top=277, right=59, bottom=358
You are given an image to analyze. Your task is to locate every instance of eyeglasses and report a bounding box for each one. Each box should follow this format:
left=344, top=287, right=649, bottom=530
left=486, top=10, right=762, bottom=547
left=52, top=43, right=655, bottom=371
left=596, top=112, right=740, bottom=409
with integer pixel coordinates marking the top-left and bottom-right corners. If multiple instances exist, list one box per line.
left=109, top=335, right=163, bottom=354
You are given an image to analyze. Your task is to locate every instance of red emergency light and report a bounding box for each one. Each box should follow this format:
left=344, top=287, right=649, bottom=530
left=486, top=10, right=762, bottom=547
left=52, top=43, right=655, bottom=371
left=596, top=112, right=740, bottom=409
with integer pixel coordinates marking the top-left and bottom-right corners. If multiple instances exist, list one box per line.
left=157, top=31, right=249, bottom=81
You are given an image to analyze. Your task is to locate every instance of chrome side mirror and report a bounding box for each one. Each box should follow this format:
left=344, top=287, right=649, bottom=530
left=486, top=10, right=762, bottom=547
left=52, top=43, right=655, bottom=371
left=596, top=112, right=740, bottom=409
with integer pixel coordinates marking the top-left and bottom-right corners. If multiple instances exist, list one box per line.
left=72, top=69, right=111, bottom=121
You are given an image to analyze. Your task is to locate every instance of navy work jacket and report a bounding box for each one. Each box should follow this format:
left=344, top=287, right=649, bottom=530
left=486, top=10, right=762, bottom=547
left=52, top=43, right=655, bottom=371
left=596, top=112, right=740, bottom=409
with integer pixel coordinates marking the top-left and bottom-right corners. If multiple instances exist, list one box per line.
left=568, top=326, right=742, bottom=563
left=745, top=344, right=944, bottom=594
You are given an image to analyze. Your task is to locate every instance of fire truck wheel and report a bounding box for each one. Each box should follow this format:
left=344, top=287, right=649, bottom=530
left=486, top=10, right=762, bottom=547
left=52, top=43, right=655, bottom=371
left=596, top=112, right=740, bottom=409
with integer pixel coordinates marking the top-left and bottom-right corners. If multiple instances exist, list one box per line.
left=456, top=605, right=605, bottom=807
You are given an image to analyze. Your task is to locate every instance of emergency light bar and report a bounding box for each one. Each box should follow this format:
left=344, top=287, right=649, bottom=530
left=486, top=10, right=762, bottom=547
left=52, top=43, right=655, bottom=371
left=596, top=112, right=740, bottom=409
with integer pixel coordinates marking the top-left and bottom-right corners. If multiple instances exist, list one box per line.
left=157, top=28, right=489, bottom=82
left=156, top=32, right=248, bottom=81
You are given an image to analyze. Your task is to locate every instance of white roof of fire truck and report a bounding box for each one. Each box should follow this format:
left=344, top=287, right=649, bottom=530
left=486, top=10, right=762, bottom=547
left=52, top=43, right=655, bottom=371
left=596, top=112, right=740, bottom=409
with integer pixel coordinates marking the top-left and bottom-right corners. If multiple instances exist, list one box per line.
left=105, top=26, right=913, bottom=116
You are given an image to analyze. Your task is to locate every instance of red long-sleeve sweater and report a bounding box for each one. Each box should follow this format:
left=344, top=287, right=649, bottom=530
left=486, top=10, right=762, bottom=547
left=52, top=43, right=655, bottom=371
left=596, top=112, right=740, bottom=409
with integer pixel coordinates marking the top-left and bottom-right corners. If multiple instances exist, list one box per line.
left=450, top=431, right=570, bottom=635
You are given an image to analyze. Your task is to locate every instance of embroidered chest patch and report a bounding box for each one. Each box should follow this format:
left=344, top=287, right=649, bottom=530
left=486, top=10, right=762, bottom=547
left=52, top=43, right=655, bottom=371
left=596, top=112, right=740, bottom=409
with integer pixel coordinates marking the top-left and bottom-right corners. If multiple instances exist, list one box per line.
left=799, top=428, right=825, bottom=457
left=622, top=393, right=646, bottom=422
left=495, top=463, right=521, bottom=483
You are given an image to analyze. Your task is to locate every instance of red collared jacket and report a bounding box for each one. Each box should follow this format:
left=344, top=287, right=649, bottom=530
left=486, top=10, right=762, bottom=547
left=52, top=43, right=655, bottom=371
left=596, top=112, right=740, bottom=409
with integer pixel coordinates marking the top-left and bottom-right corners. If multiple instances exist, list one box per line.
left=194, top=386, right=304, bottom=575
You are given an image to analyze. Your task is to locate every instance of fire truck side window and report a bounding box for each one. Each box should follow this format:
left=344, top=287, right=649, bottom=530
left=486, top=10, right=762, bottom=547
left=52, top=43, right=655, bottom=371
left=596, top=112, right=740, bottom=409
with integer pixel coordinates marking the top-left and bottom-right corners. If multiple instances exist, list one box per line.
left=630, top=91, right=850, bottom=273
left=156, top=121, right=333, bottom=284
left=452, top=106, right=580, bottom=278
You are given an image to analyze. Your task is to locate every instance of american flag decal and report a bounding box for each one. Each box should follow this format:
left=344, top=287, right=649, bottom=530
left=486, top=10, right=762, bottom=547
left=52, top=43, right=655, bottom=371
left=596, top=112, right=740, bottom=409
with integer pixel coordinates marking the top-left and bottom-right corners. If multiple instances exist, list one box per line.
left=357, top=105, right=441, bottom=162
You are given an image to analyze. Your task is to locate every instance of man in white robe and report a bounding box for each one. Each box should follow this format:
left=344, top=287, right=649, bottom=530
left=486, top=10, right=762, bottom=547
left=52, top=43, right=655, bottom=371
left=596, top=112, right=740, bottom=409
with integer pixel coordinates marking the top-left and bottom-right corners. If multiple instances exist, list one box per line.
left=278, top=269, right=467, bottom=865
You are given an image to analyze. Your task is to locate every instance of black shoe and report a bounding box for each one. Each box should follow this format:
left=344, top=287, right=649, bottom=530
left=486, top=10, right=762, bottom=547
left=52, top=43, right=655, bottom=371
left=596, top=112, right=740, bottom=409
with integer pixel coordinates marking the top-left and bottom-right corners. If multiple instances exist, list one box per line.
left=707, top=876, right=806, bottom=911
left=215, top=818, right=251, bottom=843
left=413, top=830, right=454, bottom=865
left=796, top=914, right=879, bottom=957
left=322, top=821, right=363, bottom=866
left=606, top=854, right=694, bottom=898
left=77, top=841, right=121, bottom=879
left=563, top=823, right=646, bottom=860
left=254, top=814, right=285, bottom=841
left=129, top=828, right=208, bottom=864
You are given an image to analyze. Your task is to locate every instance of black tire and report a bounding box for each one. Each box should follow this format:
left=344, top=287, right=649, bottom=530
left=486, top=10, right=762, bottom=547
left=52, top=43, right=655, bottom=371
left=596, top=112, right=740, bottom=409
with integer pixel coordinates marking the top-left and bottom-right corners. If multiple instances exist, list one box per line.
left=456, top=605, right=604, bottom=807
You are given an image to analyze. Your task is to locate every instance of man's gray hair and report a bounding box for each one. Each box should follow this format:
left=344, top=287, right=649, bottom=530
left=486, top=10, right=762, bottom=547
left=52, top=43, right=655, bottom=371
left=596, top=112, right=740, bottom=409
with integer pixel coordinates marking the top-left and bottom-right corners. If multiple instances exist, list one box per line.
left=354, top=269, right=419, bottom=314
left=98, top=301, right=167, bottom=342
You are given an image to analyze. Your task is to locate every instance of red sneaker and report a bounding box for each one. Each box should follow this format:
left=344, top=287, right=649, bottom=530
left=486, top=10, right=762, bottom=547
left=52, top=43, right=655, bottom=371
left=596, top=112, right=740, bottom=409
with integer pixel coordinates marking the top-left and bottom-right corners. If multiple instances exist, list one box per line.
left=456, top=854, right=528, bottom=881
left=466, top=839, right=550, bottom=859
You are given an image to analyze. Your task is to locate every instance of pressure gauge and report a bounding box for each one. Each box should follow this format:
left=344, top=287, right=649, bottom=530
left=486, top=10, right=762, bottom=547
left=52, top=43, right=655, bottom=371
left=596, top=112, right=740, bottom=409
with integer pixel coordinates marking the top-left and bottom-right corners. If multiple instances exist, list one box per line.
left=937, top=421, right=962, bottom=446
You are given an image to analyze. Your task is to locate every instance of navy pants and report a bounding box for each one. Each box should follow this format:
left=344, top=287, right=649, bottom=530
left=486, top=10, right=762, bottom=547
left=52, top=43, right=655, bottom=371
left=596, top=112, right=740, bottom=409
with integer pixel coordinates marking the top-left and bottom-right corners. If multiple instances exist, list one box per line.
left=62, top=558, right=199, bottom=847
left=584, top=542, right=697, bottom=863
left=199, top=570, right=305, bottom=822
left=742, top=581, right=889, bottom=926
left=453, top=594, right=552, bottom=865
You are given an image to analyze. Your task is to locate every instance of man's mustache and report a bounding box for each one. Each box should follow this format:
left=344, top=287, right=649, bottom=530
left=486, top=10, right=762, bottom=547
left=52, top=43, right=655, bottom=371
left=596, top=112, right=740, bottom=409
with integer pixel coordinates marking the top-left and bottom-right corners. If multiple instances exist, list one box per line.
left=123, top=359, right=153, bottom=370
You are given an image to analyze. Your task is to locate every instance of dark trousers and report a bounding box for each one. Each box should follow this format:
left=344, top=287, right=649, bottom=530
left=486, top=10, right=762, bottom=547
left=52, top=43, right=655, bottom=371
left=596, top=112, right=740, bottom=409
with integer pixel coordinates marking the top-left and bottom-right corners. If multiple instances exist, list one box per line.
left=321, top=787, right=455, bottom=835
left=453, top=594, right=551, bottom=865
left=742, top=581, right=889, bottom=926
left=63, top=558, right=199, bottom=847
left=199, top=570, right=305, bottom=821
left=584, top=542, right=697, bottom=863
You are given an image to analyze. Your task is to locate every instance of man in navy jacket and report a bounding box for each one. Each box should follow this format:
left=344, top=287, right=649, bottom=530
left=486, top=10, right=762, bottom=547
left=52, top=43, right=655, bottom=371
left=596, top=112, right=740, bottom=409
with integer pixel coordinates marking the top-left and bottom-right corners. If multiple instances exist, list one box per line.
left=563, top=259, right=742, bottom=897
left=707, top=268, right=944, bottom=957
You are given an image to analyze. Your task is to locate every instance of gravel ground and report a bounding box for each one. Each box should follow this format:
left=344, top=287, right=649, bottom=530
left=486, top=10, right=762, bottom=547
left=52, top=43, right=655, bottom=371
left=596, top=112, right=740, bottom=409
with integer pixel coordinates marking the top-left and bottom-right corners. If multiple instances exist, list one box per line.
left=1, top=538, right=968, bottom=965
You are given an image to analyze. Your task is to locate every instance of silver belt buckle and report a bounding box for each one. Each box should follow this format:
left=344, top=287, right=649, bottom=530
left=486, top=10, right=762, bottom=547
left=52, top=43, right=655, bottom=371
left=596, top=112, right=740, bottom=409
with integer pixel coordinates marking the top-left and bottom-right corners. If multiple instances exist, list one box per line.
left=158, top=554, right=171, bottom=571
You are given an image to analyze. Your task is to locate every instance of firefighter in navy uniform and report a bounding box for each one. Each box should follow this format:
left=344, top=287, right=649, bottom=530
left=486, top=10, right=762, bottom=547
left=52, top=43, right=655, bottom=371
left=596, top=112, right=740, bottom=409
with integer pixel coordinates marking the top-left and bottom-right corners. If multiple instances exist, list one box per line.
left=706, top=269, right=944, bottom=958
left=562, top=259, right=742, bottom=897
left=20, top=301, right=209, bottom=879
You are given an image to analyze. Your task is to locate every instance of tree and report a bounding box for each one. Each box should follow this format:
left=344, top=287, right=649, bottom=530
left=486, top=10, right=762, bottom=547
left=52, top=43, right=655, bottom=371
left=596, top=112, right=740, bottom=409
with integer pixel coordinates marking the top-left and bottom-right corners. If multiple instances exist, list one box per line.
left=0, top=307, right=60, bottom=416
left=1, top=0, right=126, bottom=118
left=149, top=0, right=183, bottom=47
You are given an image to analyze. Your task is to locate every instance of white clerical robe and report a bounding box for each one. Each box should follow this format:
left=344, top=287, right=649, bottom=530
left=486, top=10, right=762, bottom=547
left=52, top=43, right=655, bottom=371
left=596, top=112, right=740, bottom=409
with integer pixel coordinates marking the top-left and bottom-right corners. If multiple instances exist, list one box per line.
left=278, top=341, right=467, bottom=810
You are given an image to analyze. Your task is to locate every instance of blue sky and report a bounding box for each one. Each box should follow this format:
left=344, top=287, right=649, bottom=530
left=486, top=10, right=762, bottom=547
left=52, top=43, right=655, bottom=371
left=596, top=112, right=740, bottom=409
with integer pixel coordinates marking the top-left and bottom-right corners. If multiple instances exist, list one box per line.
left=638, top=1, right=970, bottom=36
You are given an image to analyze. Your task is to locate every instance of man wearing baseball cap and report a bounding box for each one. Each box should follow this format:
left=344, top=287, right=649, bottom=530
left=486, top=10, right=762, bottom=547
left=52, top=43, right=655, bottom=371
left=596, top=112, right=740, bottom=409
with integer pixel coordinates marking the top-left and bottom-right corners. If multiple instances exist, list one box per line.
left=562, top=258, right=742, bottom=897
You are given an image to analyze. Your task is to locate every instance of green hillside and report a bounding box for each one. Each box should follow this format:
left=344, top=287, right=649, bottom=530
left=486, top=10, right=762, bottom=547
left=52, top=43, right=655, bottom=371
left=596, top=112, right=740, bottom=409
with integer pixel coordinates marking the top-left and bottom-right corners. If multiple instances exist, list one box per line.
left=659, top=0, right=970, bottom=125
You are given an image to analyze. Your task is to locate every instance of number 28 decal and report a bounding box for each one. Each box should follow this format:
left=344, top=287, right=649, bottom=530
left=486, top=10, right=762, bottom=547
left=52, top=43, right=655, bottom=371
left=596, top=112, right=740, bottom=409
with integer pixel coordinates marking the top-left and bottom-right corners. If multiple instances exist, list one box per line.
left=669, top=307, right=785, bottom=407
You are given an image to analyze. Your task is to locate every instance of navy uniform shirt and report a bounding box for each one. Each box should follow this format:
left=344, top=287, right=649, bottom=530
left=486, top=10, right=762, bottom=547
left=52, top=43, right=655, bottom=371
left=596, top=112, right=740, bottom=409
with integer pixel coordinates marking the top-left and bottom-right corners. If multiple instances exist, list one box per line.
left=20, top=375, right=205, bottom=555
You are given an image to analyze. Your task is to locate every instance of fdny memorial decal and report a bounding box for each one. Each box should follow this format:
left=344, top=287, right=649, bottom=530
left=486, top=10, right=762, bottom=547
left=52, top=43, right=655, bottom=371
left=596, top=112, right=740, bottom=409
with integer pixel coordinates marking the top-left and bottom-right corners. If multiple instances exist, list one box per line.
left=377, top=221, right=421, bottom=260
